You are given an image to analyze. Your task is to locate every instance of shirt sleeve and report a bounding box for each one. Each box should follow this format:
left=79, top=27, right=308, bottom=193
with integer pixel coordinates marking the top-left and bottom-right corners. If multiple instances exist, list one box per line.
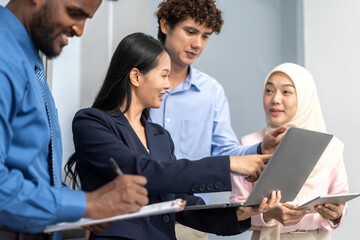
left=210, top=84, right=257, bottom=156
left=0, top=71, right=86, bottom=233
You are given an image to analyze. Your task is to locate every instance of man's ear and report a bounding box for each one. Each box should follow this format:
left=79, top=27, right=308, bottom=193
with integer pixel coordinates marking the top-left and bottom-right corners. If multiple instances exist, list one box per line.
left=31, top=0, right=46, bottom=9
left=160, top=17, right=170, bottom=35
left=129, top=68, right=141, bottom=87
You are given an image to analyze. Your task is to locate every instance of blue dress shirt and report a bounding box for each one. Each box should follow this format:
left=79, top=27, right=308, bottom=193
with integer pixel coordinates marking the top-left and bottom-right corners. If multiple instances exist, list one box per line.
left=0, top=6, right=86, bottom=233
left=150, top=66, right=258, bottom=203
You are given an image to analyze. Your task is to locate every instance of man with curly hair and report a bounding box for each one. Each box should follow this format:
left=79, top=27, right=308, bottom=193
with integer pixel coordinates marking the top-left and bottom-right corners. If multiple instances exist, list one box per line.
left=150, top=0, right=258, bottom=239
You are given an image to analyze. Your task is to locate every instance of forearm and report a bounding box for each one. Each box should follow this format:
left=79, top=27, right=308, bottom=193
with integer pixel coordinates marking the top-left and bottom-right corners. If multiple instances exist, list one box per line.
left=0, top=167, right=86, bottom=233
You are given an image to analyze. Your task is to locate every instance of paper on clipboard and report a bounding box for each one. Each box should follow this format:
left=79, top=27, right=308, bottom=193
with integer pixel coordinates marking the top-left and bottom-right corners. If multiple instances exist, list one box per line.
left=44, top=198, right=185, bottom=233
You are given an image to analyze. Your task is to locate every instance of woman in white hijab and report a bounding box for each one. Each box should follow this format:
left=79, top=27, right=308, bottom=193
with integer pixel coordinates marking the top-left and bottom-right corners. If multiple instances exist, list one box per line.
left=231, top=63, right=349, bottom=240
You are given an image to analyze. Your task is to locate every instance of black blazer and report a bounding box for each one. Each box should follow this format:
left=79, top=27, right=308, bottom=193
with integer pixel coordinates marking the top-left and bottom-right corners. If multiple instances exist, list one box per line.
left=72, top=108, right=250, bottom=240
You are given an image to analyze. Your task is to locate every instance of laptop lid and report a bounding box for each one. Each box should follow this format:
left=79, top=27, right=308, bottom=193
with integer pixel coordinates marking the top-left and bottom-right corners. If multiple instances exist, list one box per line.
left=244, top=127, right=333, bottom=205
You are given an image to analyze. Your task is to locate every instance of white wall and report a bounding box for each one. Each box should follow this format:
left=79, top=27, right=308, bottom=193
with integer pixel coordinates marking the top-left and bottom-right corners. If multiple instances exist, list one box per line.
left=51, top=0, right=153, bottom=171
left=303, top=0, right=360, bottom=238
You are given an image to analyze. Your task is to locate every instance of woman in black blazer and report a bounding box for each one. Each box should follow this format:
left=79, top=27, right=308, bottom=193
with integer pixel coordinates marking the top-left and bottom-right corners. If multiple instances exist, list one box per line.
left=66, top=33, right=282, bottom=240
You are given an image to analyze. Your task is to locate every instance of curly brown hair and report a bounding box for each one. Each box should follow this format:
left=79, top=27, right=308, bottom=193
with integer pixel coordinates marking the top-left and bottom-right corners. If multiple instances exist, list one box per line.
left=156, top=0, right=224, bottom=43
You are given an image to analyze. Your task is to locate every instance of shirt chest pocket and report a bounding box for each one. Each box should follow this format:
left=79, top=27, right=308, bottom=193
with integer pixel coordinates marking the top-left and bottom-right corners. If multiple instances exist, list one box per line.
left=179, top=120, right=212, bottom=159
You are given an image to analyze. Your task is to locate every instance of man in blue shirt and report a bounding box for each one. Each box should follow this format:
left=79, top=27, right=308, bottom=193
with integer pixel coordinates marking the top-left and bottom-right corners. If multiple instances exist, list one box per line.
left=0, top=0, right=148, bottom=239
left=150, top=0, right=286, bottom=239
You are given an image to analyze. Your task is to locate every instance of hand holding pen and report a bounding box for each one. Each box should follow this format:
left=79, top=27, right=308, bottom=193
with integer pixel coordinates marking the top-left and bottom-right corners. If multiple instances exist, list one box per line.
left=83, top=158, right=148, bottom=220
left=109, top=157, right=124, bottom=176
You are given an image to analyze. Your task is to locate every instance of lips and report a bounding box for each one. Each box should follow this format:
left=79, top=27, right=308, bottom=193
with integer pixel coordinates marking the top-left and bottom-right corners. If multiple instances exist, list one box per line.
left=61, top=33, right=69, bottom=46
left=270, top=108, right=283, bottom=113
left=185, top=51, right=197, bottom=59
left=270, top=108, right=284, bottom=116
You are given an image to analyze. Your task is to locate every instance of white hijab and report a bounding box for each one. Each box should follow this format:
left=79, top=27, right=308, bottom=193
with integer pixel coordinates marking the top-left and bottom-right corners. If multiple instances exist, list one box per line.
left=259, top=63, right=343, bottom=239
left=264, top=63, right=325, bottom=134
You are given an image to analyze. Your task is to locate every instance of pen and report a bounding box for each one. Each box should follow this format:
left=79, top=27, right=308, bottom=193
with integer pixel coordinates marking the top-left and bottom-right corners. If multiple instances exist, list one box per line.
left=109, top=157, right=123, bottom=176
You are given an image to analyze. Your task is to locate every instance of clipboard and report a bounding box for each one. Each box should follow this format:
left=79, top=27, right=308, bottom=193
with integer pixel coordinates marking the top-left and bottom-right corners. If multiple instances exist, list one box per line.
left=44, top=199, right=185, bottom=233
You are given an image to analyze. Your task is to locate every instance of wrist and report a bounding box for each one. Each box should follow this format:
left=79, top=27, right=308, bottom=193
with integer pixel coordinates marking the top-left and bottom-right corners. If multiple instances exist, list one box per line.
left=84, top=192, right=95, bottom=218
left=329, top=215, right=342, bottom=226
left=262, top=212, right=272, bottom=222
left=261, top=213, right=276, bottom=226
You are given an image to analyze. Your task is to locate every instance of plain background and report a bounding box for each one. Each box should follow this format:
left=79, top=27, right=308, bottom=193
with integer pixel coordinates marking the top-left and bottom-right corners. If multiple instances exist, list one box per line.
left=1, top=0, right=359, bottom=239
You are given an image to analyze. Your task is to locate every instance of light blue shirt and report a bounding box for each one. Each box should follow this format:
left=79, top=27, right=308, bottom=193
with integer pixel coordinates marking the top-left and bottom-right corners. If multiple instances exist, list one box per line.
left=150, top=66, right=257, bottom=203
left=0, top=6, right=86, bottom=233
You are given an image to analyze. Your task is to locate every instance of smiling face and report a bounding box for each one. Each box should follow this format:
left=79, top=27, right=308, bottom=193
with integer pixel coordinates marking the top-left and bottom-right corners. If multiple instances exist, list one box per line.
left=136, top=52, right=171, bottom=109
left=161, top=18, right=212, bottom=69
left=263, top=72, right=298, bottom=128
left=29, top=0, right=101, bottom=59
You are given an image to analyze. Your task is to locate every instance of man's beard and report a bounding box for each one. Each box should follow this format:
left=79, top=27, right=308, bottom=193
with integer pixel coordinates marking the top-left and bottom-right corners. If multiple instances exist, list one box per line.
left=29, top=1, right=59, bottom=59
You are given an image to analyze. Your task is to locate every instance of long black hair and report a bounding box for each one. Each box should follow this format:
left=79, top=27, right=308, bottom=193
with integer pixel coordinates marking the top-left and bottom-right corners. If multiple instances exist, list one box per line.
left=93, top=32, right=169, bottom=118
left=65, top=33, right=169, bottom=188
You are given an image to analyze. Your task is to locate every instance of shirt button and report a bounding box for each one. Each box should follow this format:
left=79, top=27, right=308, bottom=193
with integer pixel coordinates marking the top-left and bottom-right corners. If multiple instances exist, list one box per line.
left=199, top=184, right=205, bottom=192
left=214, top=182, right=222, bottom=189
left=166, top=118, right=171, bottom=123
left=163, top=214, right=170, bottom=223
left=206, top=184, right=213, bottom=191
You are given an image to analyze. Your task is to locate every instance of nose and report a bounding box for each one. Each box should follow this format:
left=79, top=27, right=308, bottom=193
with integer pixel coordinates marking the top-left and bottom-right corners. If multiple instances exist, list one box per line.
left=164, top=76, right=171, bottom=90
left=71, top=20, right=86, bottom=37
left=272, top=91, right=281, bottom=105
left=191, top=35, right=202, bottom=51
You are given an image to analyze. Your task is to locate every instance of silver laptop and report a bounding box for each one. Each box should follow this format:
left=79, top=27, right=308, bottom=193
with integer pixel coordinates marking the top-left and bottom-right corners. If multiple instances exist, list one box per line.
left=184, top=127, right=333, bottom=210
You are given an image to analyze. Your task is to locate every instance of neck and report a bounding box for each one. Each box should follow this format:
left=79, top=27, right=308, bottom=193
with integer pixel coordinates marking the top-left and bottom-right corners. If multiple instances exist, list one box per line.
left=6, top=1, right=33, bottom=34
left=121, top=98, right=149, bottom=150
left=169, top=62, right=189, bottom=91
left=121, top=101, right=143, bottom=129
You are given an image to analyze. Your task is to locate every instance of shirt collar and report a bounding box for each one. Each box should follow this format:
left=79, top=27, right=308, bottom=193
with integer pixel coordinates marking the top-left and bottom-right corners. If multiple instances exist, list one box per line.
left=0, top=6, right=42, bottom=68
left=185, top=66, right=201, bottom=91
left=170, top=66, right=201, bottom=94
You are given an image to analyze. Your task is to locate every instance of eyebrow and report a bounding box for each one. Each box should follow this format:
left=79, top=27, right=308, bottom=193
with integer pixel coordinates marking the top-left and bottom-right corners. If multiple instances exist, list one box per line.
left=69, top=7, right=91, bottom=19
left=183, top=26, right=213, bottom=36
left=161, top=69, right=170, bottom=73
left=265, top=82, right=295, bottom=88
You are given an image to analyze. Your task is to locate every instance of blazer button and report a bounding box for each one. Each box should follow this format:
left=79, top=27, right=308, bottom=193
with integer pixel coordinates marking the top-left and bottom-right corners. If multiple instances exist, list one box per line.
left=199, top=184, right=205, bottom=191
left=163, top=214, right=170, bottom=223
left=190, top=185, right=198, bottom=192
left=206, top=183, right=213, bottom=191
left=214, top=181, right=222, bottom=189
